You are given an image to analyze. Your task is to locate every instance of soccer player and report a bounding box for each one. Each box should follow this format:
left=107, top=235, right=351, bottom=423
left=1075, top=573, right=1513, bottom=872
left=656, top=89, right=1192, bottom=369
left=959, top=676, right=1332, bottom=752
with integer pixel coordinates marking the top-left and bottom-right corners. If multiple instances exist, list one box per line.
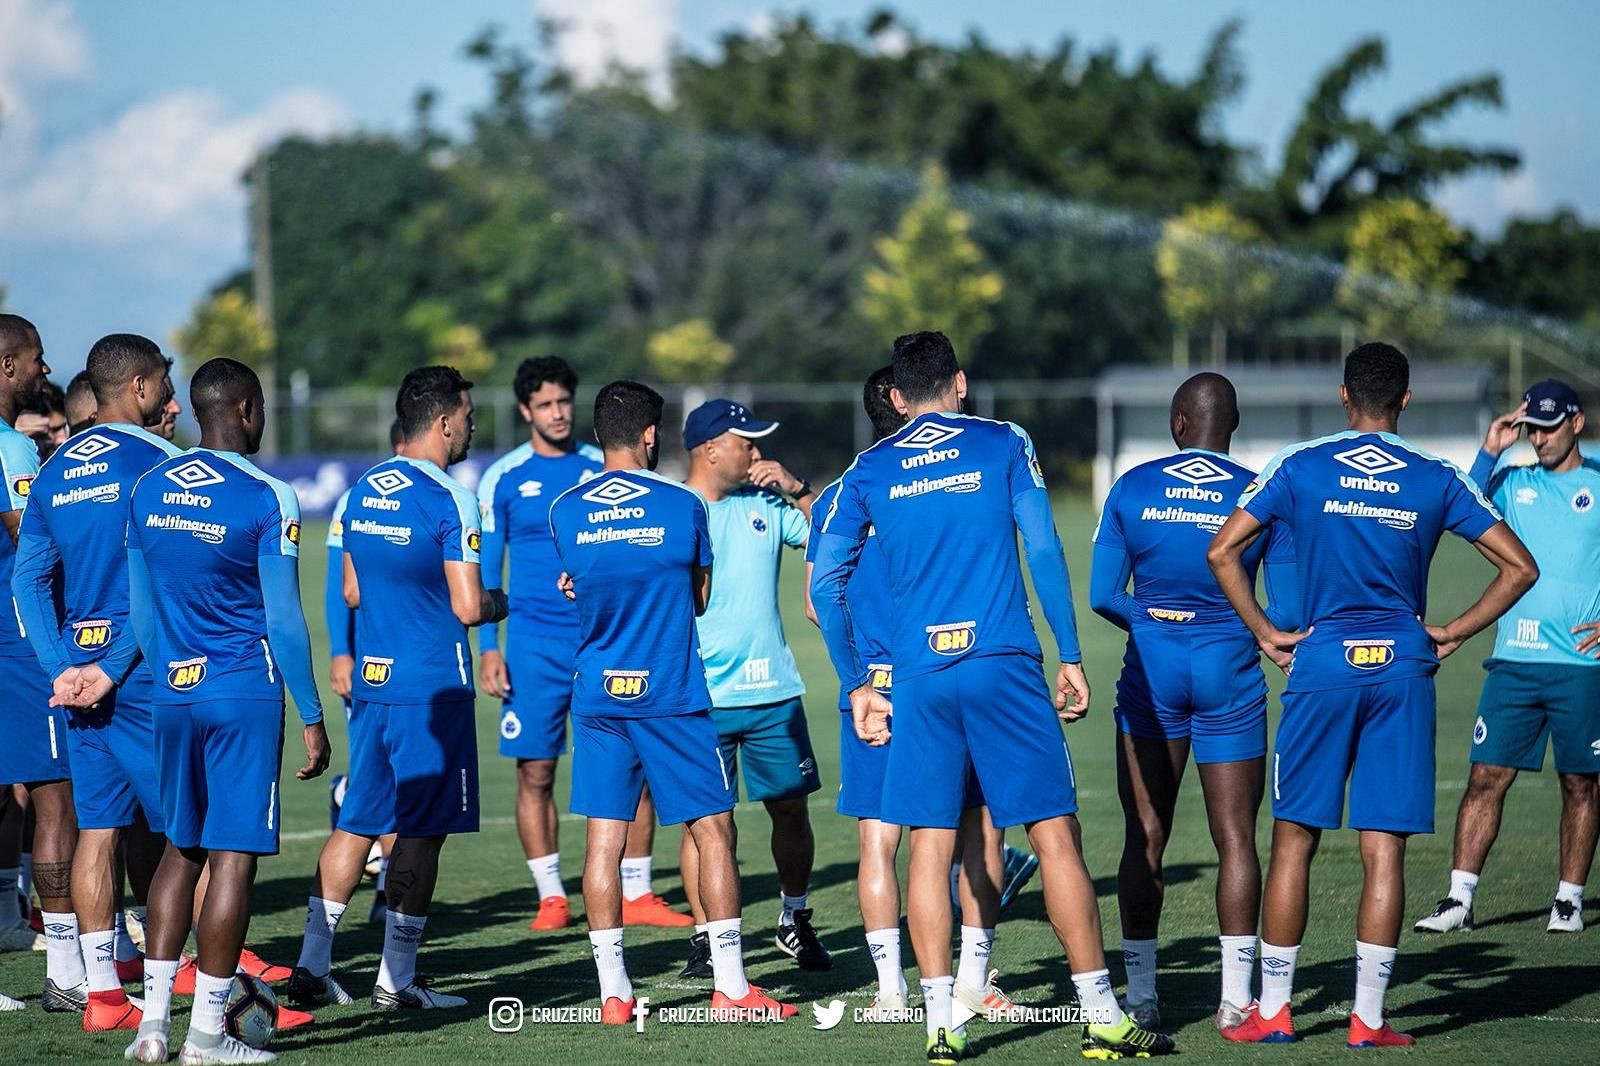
left=1415, top=378, right=1600, bottom=935
left=337, top=365, right=504, bottom=1010
left=1089, top=372, right=1297, bottom=1030
left=11, top=334, right=183, bottom=1031
left=1209, top=343, right=1537, bottom=1049
left=812, top=332, right=1173, bottom=1063
left=479, top=357, right=680, bottom=930
left=551, top=380, right=793, bottom=1023
left=675, top=397, right=830, bottom=976
left=17, top=380, right=70, bottom=459
left=119, top=357, right=328, bottom=1064
left=0, top=313, right=82, bottom=1011
left=65, top=370, right=97, bottom=434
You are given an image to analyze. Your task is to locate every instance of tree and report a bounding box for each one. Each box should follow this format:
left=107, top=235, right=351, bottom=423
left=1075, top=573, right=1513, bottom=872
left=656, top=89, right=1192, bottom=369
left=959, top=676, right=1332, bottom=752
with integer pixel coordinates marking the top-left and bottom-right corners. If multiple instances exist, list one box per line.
left=646, top=319, right=734, bottom=382
left=1155, top=203, right=1273, bottom=365
left=1336, top=198, right=1465, bottom=346
left=1470, top=210, right=1600, bottom=330
left=172, top=289, right=274, bottom=372
left=403, top=299, right=495, bottom=378
left=858, top=166, right=1003, bottom=357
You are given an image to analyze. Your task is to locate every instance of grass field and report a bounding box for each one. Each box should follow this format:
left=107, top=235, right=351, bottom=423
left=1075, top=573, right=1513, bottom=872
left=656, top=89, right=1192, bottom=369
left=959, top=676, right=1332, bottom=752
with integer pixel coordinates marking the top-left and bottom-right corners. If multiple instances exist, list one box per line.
left=4, top=496, right=1595, bottom=1064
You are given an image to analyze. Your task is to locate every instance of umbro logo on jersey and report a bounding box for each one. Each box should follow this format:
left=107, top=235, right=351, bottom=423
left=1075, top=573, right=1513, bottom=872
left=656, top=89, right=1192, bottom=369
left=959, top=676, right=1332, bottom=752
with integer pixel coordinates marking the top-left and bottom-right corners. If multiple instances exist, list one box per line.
left=1163, top=455, right=1233, bottom=486
left=61, top=435, right=118, bottom=463
left=582, top=478, right=650, bottom=506
left=518, top=480, right=543, bottom=498
left=1334, top=443, right=1407, bottom=476
left=894, top=423, right=963, bottom=450
left=165, top=458, right=225, bottom=491
left=368, top=469, right=414, bottom=496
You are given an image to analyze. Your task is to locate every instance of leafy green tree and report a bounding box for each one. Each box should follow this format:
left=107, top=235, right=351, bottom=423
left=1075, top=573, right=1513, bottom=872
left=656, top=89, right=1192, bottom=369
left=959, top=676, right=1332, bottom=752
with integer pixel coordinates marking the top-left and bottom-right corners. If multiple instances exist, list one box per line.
left=646, top=319, right=734, bottom=382
left=1156, top=203, right=1273, bottom=365
left=172, top=289, right=274, bottom=372
left=1470, top=210, right=1600, bottom=330
left=1336, top=198, right=1465, bottom=346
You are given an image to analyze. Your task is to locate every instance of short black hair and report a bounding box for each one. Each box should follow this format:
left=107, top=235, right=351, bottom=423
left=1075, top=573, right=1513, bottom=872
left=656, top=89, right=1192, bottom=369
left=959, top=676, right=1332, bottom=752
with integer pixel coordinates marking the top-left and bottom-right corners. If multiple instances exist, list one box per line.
left=891, top=331, right=960, bottom=406
left=514, top=355, right=578, bottom=406
left=864, top=365, right=904, bottom=440
left=86, top=333, right=168, bottom=405
left=389, top=418, right=405, bottom=449
left=21, top=380, right=65, bottom=417
left=396, top=366, right=473, bottom=441
left=190, top=357, right=261, bottom=421
left=0, top=314, right=39, bottom=358
left=593, top=380, right=663, bottom=451
left=1343, top=342, right=1410, bottom=416
left=66, top=370, right=95, bottom=409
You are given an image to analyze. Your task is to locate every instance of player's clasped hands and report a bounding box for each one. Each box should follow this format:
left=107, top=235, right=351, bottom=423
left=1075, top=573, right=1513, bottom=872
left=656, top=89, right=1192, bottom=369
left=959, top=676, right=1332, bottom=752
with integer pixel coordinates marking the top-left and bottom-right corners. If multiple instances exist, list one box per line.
left=558, top=571, right=575, bottom=601
left=850, top=683, right=892, bottom=745
left=1054, top=661, right=1091, bottom=722
left=48, top=662, right=115, bottom=710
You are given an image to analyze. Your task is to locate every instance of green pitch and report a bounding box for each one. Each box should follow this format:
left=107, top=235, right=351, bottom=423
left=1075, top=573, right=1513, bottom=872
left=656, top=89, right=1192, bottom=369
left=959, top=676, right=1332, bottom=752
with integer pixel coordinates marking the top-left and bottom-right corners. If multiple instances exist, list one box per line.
left=6, top=497, right=1595, bottom=1064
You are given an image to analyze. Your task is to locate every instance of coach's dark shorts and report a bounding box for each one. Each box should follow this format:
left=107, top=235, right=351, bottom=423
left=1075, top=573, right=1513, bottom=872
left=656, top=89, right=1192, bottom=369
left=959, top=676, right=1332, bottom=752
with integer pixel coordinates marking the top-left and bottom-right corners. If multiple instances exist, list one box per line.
left=1471, top=660, right=1600, bottom=775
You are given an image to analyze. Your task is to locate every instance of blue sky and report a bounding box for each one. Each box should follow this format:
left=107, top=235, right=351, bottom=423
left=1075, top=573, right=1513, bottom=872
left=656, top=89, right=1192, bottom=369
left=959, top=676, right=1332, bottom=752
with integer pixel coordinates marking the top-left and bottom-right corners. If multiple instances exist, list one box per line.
left=1, top=0, right=1594, bottom=375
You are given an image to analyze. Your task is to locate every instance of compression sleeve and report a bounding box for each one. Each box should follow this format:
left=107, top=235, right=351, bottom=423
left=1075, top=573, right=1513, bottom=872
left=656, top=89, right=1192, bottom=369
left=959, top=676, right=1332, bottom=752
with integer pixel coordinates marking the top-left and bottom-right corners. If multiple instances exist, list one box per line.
left=811, top=531, right=869, bottom=693
left=1263, top=559, right=1303, bottom=632
left=1468, top=448, right=1496, bottom=492
left=261, top=554, right=325, bottom=725
left=126, top=546, right=157, bottom=668
left=11, top=530, right=70, bottom=678
left=477, top=508, right=506, bottom=654
left=325, top=547, right=353, bottom=658
left=1088, top=540, right=1135, bottom=632
left=1013, top=488, right=1082, bottom=663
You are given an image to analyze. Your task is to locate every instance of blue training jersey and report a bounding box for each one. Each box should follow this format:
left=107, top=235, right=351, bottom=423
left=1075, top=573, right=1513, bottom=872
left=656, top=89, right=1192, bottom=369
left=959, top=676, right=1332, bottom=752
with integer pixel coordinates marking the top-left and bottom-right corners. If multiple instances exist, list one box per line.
left=818, top=411, right=1080, bottom=683
left=342, top=456, right=481, bottom=705
left=128, top=448, right=302, bottom=701
left=1094, top=449, right=1293, bottom=627
left=476, top=441, right=603, bottom=654
left=1477, top=452, right=1600, bottom=667
left=1239, top=430, right=1501, bottom=691
left=17, top=424, right=181, bottom=696
left=550, top=468, right=713, bottom=718
left=808, top=479, right=893, bottom=709
left=0, top=419, right=42, bottom=662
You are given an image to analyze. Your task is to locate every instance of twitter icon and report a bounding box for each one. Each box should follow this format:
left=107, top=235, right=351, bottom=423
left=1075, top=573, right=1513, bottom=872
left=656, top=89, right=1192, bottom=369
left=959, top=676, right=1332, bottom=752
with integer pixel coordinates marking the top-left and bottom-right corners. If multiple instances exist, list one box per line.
left=811, top=999, right=847, bottom=1031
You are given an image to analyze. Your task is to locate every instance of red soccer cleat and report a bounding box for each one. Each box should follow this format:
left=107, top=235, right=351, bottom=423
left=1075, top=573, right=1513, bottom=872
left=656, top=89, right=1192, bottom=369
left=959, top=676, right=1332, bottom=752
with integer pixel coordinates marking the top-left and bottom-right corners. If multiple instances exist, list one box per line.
left=115, top=954, right=145, bottom=984
left=277, top=1003, right=315, bottom=1030
left=238, top=947, right=292, bottom=983
left=173, top=955, right=197, bottom=995
left=83, top=989, right=142, bottom=1031
left=1348, top=1014, right=1415, bottom=1048
left=621, top=893, right=694, bottom=928
left=600, top=996, right=636, bottom=1025
left=709, top=986, right=798, bottom=1020
left=529, top=896, right=571, bottom=931
left=1222, top=1001, right=1295, bottom=1043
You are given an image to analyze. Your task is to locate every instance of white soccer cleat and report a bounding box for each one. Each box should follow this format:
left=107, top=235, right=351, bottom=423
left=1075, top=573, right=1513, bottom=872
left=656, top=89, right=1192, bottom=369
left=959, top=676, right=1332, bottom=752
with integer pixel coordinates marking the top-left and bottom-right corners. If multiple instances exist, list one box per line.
left=863, top=986, right=908, bottom=1021
left=953, top=968, right=1016, bottom=1030
left=0, top=989, right=24, bottom=1011
left=0, top=922, right=35, bottom=951
left=124, top=1030, right=170, bottom=1063
left=1413, top=896, right=1474, bottom=933
left=372, top=977, right=467, bottom=1010
left=177, top=1034, right=275, bottom=1064
left=1215, top=999, right=1252, bottom=1031
left=1119, top=994, right=1161, bottom=1032
left=1547, top=898, right=1584, bottom=933
left=124, top=909, right=148, bottom=953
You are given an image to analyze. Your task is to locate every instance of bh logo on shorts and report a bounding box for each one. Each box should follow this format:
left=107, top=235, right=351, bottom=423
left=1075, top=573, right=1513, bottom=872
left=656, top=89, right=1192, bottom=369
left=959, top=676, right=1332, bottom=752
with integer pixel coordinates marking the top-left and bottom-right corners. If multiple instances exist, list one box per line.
left=927, top=621, right=977, bottom=656
left=501, top=710, right=522, bottom=740
left=1344, top=639, right=1395, bottom=671
left=167, top=657, right=207, bottom=691
left=1473, top=716, right=1488, bottom=745
left=73, top=619, right=112, bottom=650
left=604, top=670, right=650, bottom=700
left=361, top=657, right=393, bottom=687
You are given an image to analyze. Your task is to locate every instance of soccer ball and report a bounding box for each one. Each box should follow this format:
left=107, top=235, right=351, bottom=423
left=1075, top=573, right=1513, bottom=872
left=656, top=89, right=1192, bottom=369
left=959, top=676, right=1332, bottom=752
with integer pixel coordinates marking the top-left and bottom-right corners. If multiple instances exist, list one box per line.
left=224, top=973, right=279, bottom=1049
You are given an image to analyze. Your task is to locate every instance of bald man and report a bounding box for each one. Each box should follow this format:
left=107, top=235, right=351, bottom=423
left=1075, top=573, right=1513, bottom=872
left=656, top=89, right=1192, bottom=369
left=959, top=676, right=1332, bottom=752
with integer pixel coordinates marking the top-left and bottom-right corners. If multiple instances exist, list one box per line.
left=1089, top=372, right=1299, bottom=1030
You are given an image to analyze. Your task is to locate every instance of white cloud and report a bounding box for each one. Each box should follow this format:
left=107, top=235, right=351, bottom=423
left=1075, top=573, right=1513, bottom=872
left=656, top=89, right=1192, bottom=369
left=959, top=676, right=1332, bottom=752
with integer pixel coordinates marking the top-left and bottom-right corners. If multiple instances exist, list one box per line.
left=0, top=0, right=91, bottom=135
left=537, top=0, right=677, bottom=98
left=1436, top=170, right=1544, bottom=236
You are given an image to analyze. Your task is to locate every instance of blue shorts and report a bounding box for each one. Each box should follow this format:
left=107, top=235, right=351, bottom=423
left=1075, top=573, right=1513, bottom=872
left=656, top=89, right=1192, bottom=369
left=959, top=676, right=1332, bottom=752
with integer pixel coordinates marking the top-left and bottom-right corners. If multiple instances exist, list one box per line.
left=1273, top=677, right=1436, bottom=834
left=570, top=711, right=734, bottom=826
left=497, top=632, right=575, bottom=761
left=883, top=654, right=1077, bottom=830
left=156, top=699, right=284, bottom=853
left=1471, top=661, right=1600, bottom=775
left=1114, top=623, right=1267, bottom=764
left=66, top=690, right=165, bottom=832
left=712, top=698, right=821, bottom=802
left=0, top=659, right=70, bottom=784
left=341, top=699, right=479, bottom=837
left=839, top=710, right=984, bottom=821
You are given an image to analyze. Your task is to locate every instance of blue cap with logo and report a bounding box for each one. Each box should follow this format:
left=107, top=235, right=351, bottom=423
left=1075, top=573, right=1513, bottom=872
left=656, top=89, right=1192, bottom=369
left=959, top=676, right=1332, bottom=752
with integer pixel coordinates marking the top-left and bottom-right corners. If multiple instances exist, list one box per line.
left=683, top=398, right=779, bottom=450
left=1515, top=378, right=1583, bottom=427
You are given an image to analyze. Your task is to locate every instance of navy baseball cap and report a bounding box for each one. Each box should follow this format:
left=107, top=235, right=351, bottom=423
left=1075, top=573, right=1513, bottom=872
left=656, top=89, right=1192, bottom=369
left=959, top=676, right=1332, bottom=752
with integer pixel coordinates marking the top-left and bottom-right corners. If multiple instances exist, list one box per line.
left=683, top=398, right=779, bottom=450
left=1515, top=378, right=1583, bottom=427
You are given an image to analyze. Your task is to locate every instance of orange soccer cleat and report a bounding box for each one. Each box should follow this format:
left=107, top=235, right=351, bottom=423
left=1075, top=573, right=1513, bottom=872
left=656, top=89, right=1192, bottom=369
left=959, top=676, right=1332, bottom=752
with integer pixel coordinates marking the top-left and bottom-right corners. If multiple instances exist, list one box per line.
left=115, top=953, right=145, bottom=984
left=1347, top=1014, right=1415, bottom=1048
left=1221, top=1001, right=1295, bottom=1044
left=83, top=989, right=142, bottom=1031
left=277, top=1003, right=316, bottom=1030
left=529, top=896, right=571, bottom=931
left=600, top=996, right=636, bottom=1025
left=173, top=955, right=197, bottom=996
left=709, top=986, right=798, bottom=1020
left=237, top=947, right=292, bottom=983
left=621, top=893, right=693, bottom=928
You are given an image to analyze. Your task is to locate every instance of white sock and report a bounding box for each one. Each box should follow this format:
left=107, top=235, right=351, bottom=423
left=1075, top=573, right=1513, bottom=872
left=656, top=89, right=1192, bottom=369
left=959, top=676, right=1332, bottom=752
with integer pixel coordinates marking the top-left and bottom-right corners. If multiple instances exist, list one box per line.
left=141, top=957, right=180, bottom=1029
left=80, top=928, right=120, bottom=993
left=589, top=928, right=632, bottom=1002
left=1258, top=942, right=1299, bottom=1018
left=620, top=857, right=652, bottom=902
left=957, top=926, right=995, bottom=991
left=1556, top=880, right=1584, bottom=906
left=297, top=896, right=348, bottom=975
left=705, top=917, right=750, bottom=1000
left=113, top=910, right=139, bottom=963
left=866, top=927, right=903, bottom=998
left=1121, top=937, right=1157, bottom=1004
left=921, top=975, right=954, bottom=1036
left=779, top=892, right=807, bottom=928
left=1352, top=941, right=1396, bottom=1029
left=1219, top=935, right=1256, bottom=1008
left=528, top=854, right=566, bottom=900
left=42, top=911, right=86, bottom=988
left=189, top=970, right=233, bottom=1038
left=695, top=923, right=708, bottom=934
left=0, top=867, right=19, bottom=925
left=1072, top=968, right=1121, bottom=1025
left=1449, top=868, right=1479, bottom=905
left=376, top=910, right=426, bottom=992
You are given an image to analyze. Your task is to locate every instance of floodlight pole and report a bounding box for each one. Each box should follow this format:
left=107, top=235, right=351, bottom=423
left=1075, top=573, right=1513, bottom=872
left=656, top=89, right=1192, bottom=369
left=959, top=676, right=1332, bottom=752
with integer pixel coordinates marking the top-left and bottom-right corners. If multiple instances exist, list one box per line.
left=250, top=151, right=279, bottom=458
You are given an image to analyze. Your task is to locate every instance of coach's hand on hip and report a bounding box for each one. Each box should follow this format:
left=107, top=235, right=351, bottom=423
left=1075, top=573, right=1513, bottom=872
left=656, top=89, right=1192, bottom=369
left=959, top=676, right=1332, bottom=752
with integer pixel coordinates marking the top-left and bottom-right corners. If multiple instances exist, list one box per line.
left=298, top=721, right=331, bottom=780
left=1055, top=661, right=1090, bottom=722
left=850, top=684, right=892, bottom=745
